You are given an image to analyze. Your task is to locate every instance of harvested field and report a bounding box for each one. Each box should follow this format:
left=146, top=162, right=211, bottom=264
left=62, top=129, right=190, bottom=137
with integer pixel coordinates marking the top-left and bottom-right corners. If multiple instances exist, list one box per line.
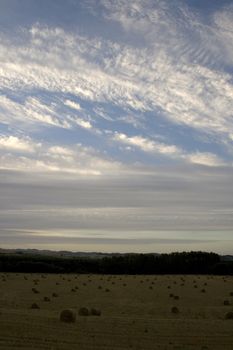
left=0, top=273, right=232, bottom=349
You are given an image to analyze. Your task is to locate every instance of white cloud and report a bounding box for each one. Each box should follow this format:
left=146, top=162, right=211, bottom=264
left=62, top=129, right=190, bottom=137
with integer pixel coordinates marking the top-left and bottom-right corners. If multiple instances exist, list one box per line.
left=114, top=132, right=182, bottom=156
left=0, top=140, right=122, bottom=175
left=187, top=152, right=225, bottom=167
left=48, top=146, right=74, bottom=156
left=74, top=118, right=92, bottom=129
left=64, top=99, right=81, bottom=111
left=0, top=135, right=40, bottom=153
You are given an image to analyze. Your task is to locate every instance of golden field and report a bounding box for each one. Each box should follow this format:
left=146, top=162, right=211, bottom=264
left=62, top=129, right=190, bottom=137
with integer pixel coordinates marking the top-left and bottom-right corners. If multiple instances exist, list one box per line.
left=0, top=273, right=232, bottom=349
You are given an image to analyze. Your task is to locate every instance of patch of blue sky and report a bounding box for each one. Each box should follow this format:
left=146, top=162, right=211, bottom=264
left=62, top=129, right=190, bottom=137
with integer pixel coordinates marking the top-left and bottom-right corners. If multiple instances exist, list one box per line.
left=186, top=0, right=232, bottom=17
left=0, top=123, right=11, bottom=134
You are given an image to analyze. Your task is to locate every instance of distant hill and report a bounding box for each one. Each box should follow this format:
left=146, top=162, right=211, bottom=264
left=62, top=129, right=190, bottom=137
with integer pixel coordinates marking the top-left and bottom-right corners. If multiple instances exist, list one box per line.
left=0, top=248, right=160, bottom=259
left=0, top=248, right=231, bottom=261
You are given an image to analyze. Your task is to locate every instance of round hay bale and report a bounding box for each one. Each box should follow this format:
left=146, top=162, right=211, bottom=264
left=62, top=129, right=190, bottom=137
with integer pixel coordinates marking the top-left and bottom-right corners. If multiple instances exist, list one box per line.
left=225, top=311, right=233, bottom=320
left=30, top=303, right=40, bottom=309
left=43, top=296, right=50, bottom=302
left=171, top=306, right=179, bottom=314
left=230, top=292, right=233, bottom=297
left=60, top=309, right=76, bottom=323
left=52, top=292, right=58, bottom=297
left=174, top=295, right=179, bottom=300
left=223, top=300, right=230, bottom=306
left=90, top=308, right=101, bottom=316
left=78, top=307, right=89, bottom=316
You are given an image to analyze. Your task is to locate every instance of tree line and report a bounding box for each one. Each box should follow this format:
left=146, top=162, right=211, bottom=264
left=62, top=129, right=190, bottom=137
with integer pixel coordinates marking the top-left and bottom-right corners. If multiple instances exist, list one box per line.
left=0, top=251, right=232, bottom=275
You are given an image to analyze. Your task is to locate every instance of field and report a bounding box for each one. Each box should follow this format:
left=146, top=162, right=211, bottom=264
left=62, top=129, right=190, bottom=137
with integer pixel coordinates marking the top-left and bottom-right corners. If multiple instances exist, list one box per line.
left=0, top=273, right=232, bottom=349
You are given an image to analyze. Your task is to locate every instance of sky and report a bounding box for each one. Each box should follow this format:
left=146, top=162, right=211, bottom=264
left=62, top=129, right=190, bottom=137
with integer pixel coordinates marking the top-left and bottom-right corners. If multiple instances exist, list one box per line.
left=0, top=0, right=233, bottom=254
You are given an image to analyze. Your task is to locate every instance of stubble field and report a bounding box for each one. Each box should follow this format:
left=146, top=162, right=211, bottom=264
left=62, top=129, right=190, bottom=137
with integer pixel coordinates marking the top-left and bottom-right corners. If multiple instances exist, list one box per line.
left=0, top=273, right=232, bottom=349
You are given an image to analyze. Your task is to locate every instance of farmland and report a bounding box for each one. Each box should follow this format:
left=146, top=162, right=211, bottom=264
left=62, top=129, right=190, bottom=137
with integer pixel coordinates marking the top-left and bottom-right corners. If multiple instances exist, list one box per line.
left=0, top=273, right=232, bottom=349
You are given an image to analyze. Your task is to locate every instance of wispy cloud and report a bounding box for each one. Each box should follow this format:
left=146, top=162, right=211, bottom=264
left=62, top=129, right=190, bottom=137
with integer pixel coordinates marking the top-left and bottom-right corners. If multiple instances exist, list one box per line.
left=113, top=132, right=225, bottom=167
left=0, top=95, right=71, bottom=129
left=0, top=20, right=232, bottom=150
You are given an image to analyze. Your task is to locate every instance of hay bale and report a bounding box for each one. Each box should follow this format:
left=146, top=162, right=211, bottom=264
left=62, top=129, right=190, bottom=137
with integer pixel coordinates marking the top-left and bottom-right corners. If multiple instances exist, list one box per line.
left=52, top=292, right=58, bottom=297
left=60, top=309, right=76, bottom=323
left=171, top=306, right=179, bottom=314
left=223, top=300, right=230, bottom=306
left=43, top=296, right=50, bottom=302
left=230, top=292, right=233, bottom=297
left=174, top=295, right=179, bottom=300
left=30, top=303, right=40, bottom=309
left=225, top=311, right=233, bottom=319
left=90, top=308, right=101, bottom=316
left=78, top=307, right=89, bottom=316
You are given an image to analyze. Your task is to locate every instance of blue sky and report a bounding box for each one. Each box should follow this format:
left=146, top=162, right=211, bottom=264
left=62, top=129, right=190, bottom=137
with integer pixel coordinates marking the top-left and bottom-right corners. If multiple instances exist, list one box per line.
left=0, top=0, right=233, bottom=253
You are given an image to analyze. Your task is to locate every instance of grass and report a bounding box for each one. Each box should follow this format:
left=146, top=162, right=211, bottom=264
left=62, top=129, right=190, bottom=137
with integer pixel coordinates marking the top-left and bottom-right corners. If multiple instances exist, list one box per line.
left=0, top=273, right=232, bottom=349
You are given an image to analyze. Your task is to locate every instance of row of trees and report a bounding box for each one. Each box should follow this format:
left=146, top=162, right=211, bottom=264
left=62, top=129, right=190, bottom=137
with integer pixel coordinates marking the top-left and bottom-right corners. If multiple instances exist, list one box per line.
left=0, top=251, right=232, bottom=275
